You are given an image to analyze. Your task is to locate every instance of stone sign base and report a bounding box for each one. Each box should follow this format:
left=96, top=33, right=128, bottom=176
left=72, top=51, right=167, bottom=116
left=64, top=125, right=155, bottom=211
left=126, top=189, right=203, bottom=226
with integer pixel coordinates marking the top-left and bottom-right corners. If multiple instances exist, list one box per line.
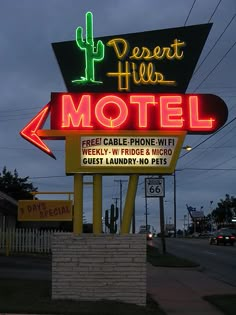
left=52, top=233, right=146, bottom=305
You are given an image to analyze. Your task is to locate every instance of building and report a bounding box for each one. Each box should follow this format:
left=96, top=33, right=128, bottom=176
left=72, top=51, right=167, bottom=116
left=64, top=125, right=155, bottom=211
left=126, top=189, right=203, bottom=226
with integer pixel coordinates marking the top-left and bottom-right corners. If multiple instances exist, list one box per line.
left=0, top=191, right=18, bottom=230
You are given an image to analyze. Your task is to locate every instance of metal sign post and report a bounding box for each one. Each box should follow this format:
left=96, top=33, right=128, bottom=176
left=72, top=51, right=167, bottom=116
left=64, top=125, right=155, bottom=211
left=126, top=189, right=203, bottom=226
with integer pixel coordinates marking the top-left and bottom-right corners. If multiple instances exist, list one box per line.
left=145, top=176, right=166, bottom=253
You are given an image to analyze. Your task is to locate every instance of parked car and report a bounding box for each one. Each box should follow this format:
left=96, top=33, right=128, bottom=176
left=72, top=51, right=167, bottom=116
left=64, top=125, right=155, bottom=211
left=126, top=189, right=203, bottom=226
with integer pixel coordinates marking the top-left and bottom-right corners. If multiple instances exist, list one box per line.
left=209, top=230, right=235, bottom=246
left=199, top=232, right=212, bottom=238
left=146, top=232, right=153, bottom=240
left=139, top=230, right=153, bottom=240
left=218, top=227, right=236, bottom=236
left=190, top=232, right=200, bottom=238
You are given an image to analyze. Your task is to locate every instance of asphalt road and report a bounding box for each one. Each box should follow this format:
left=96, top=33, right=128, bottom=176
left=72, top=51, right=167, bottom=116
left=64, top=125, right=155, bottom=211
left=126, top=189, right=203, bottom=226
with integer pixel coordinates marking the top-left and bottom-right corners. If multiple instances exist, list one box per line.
left=151, top=237, right=236, bottom=287
left=0, top=253, right=51, bottom=280
left=1, top=237, right=236, bottom=287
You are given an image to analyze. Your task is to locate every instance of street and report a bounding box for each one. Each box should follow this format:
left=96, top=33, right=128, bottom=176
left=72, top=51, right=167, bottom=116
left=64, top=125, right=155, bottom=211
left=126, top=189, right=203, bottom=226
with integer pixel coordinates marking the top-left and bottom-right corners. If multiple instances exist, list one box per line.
left=1, top=237, right=236, bottom=288
left=151, top=237, right=236, bottom=287
left=0, top=254, right=51, bottom=280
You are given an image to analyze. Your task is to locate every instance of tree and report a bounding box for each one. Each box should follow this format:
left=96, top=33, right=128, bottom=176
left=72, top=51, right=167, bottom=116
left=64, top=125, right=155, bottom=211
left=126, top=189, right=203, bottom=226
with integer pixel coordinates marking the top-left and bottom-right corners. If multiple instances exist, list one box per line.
left=0, top=166, right=37, bottom=200
left=211, top=194, right=236, bottom=225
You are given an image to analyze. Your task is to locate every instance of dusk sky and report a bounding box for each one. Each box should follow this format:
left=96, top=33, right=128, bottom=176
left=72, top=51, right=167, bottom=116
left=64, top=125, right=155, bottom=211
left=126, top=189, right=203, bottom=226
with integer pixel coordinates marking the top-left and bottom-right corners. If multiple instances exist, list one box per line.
left=0, top=0, right=236, bottom=231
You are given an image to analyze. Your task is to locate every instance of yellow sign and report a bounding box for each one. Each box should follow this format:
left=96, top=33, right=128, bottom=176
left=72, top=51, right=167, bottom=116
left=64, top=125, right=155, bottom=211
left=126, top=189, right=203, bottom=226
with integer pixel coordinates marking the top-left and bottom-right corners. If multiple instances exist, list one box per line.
left=65, top=130, right=186, bottom=174
left=18, top=200, right=73, bottom=221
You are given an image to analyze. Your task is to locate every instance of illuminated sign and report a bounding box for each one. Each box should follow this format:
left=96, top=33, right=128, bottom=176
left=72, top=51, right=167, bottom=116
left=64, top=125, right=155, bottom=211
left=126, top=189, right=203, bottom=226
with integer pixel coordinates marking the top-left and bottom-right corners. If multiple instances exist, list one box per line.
left=65, top=131, right=186, bottom=174
left=52, top=18, right=212, bottom=93
left=72, top=12, right=105, bottom=85
left=20, top=13, right=226, bottom=167
left=20, top=92, right=227, bottom=159
left=18, top=200, right=73, bottom=221
left=106, top=37, right=184, bottom=91
left=50, top=93, right=227, bottom=132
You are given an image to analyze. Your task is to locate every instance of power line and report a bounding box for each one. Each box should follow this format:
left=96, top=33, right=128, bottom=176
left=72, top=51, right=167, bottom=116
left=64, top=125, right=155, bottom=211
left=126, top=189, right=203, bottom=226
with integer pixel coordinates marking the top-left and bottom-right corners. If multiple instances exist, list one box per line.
left=184, top=0, right=197, bottom=26
left=193, top=40, right=236, bottom=92
left=208, top=0, right=223, bottom=22
left=0, top=146, right=63, bottom=152
left=0, top=116, right=37, bottom=122
left=0, top=106, right=41, bottom=113
left=29, top=175, right=66, bottom=179
left=0, top=111, right=38, bottom=118
left=180, top=116, right=236, bottom=159
left=193, top=13, right=236, bottom=77
left=178, top=167, right=236, bottom=171
left=182, top=120, right=236, bottom=168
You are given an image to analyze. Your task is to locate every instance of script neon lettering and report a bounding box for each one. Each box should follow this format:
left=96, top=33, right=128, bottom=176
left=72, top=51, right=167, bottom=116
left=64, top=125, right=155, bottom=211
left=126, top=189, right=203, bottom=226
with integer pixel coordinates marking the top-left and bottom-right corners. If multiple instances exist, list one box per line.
left=95, top=95, right=128, bottom=128
left=132, top=63, right=176, bottom=86
left=107, top=38, right=128, bottom=59
left=107, top=38, right=185, bottom=61
left=130, top=95, right=155, bottom=128
left=159, top=96, right=183, bottom=128
left=62, top=95, right=93, bottom=128
left=106, top=38, right=185, bottom=91
left=189, top=96, right=214, bottom=129
left=107, top=62, right=176, bottom=91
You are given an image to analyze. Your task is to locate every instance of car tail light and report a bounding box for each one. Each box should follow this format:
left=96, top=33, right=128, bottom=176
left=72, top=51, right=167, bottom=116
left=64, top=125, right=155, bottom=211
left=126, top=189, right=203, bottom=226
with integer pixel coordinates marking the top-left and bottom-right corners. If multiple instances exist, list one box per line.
left=230, top=236, right=235, bottom=239
left=217, top=236, right=223, bottom=239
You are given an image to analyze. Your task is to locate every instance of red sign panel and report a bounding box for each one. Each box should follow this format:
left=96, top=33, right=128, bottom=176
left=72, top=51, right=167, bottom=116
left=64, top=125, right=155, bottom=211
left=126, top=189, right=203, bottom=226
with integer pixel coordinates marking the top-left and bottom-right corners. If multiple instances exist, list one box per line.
left=50, top=93, right=227, bottom=134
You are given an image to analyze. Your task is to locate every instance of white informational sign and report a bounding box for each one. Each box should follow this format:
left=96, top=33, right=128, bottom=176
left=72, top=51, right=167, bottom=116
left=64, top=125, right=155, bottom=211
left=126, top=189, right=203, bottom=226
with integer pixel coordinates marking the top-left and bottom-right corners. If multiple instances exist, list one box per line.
left=190, top=210, right=204, bottom=219
left=80, top=136, right=178, bottom=168
left=145, top=178, right=165, bottom=197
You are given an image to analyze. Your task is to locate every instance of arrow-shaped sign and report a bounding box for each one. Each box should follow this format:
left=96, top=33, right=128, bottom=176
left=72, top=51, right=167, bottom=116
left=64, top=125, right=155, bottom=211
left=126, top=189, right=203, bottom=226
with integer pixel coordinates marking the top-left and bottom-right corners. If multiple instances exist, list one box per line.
left=20, top=92, right=228, bottom=160
left=20, top=104, right=56, bottom=159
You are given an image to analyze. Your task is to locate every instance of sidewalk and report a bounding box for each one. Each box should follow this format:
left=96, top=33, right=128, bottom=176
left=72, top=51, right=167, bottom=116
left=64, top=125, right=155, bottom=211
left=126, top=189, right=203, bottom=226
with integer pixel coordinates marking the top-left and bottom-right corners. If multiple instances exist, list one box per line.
left=147, top=263, right=236, bottom=315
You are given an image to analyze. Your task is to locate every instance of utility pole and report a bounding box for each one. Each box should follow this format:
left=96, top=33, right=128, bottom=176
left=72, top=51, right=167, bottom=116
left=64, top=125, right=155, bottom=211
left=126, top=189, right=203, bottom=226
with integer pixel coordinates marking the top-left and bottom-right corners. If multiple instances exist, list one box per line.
left=159, top=175, right=166, bottom=254
left=112, top=197, right=119, bottom=210
left=114, top=179, right=128, bottom=230
left=173, top=170, right=177, bottom=238
left=145, top=195, right=148, bottom=231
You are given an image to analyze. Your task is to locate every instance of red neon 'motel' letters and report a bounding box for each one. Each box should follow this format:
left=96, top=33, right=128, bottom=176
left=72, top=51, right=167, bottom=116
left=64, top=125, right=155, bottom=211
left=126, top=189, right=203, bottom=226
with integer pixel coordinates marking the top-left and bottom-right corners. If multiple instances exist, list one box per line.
left=50, top=93, right=227, bottom=134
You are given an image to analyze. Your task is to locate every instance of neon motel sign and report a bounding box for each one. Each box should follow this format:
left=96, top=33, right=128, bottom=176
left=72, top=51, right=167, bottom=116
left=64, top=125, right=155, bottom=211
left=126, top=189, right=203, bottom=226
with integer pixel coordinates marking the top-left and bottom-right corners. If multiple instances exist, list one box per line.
left=50, top=93, right=226, bottom=131
left=20, top=92, right=227, bottom=159
left=20, top=12, right=228, bottom=170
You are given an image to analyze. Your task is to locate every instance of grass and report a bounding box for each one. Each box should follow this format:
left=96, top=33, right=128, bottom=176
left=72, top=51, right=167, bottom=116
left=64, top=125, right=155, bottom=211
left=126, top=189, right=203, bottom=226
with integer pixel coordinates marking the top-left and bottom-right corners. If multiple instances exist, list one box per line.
left=0, top=278, right=166, bottom=315
left=147, top=244, right=200, bottom=267
left=203, top=295, right=236, bottom=315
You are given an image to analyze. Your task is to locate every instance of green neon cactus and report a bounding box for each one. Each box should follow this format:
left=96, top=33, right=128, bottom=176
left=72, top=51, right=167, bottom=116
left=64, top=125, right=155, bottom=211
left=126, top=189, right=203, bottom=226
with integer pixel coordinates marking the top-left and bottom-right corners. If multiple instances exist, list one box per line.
left=105, top=204, right=119, bottom=234
left=72, top=11, right=105, bottom=85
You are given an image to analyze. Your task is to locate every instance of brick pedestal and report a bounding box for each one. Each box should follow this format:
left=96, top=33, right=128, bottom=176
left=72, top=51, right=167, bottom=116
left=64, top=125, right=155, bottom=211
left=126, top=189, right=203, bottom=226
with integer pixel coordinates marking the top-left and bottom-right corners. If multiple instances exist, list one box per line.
left=52, top=233, right=146, bottom=305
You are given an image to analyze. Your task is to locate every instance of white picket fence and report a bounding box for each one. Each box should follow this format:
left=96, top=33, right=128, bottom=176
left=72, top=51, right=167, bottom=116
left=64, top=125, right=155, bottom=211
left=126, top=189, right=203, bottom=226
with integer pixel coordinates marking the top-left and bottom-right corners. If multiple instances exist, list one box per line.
left=0, top=228, right=61, bottom=254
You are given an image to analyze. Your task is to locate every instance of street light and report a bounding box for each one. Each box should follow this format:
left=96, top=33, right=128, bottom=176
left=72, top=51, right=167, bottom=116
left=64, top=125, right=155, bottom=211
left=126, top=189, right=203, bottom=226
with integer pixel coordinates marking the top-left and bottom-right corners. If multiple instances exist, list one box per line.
left=182, top=145, right=192, bottom=151
left=173, top=145, right=192, bottom=238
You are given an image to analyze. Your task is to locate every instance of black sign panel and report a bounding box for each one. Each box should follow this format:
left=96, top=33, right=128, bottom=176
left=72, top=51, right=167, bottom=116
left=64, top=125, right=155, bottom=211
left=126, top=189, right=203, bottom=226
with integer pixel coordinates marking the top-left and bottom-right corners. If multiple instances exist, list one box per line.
left=52, top=23, right=212, bottom=93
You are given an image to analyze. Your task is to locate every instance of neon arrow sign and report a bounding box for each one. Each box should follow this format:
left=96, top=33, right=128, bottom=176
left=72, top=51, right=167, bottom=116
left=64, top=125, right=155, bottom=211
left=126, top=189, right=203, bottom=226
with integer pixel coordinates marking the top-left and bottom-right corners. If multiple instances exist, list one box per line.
left=20, top=104, right=56, bottom=159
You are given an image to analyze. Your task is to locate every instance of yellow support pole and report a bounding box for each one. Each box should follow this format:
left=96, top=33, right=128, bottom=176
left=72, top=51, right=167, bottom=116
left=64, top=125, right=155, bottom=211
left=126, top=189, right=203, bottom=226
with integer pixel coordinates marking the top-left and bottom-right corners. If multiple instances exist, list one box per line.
left=73, top=174, right=83, bottom=234
left=93, top=175, right=102, bottom=234
left=121, top=175, right=139, bottom=234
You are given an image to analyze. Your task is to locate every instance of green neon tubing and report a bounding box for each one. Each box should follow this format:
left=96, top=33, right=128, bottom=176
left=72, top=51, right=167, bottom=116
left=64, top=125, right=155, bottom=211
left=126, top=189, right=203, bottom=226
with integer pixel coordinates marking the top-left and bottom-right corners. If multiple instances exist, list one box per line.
left=72, top=11, right=105, bottom=85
